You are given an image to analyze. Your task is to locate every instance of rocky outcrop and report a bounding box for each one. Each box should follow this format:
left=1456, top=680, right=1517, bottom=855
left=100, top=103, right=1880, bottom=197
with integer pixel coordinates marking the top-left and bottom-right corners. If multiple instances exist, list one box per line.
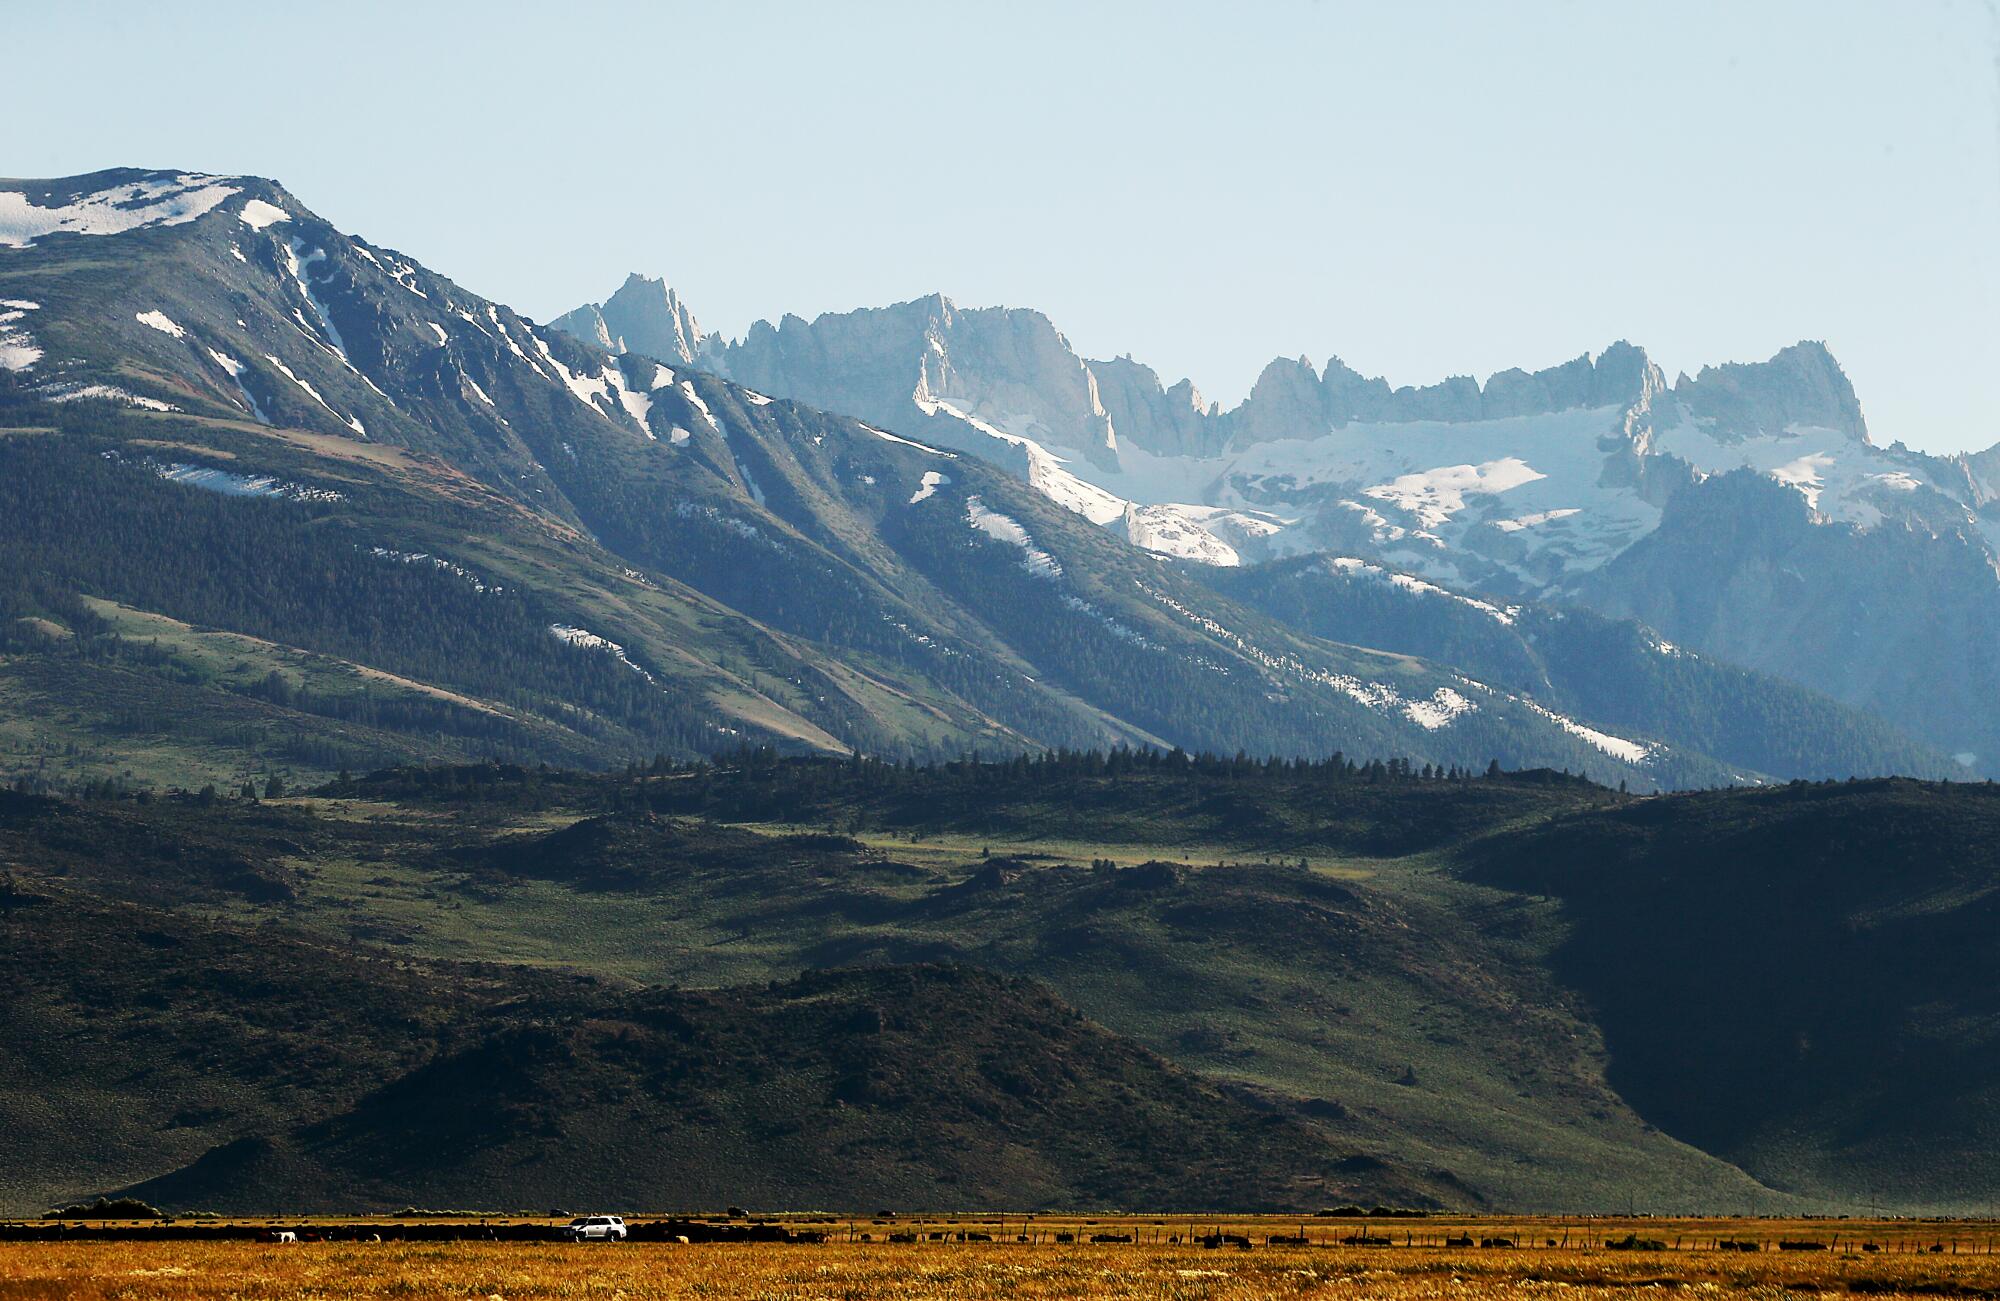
left=552, top=273, right=706, bottom=365
left=706, top=294, right=1121, bottom=468
left=1673, top=341, right=1868, bottom=442
left=1087, top=355, right=1218, bottom=458
left=1219, top=343, right=1668, bottom=449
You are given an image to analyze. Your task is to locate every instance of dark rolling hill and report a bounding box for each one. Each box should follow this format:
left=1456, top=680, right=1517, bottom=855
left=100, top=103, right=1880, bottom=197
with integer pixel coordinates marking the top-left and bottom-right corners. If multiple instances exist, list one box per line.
left=125, top=965, right=1457, bottom=1215
left=1465, top=778, right=2000, bottom=1211
left=0, top=764, right=1992, bottom=1213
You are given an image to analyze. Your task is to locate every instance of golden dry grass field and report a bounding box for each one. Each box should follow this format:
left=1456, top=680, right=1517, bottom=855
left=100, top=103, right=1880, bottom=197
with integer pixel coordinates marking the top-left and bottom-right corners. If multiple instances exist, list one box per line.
left=4, top=1220, right=2000, bottom=1301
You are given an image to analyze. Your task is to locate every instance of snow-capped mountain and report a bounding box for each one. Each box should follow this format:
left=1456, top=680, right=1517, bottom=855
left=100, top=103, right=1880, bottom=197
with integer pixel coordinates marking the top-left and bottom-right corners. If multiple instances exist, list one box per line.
left=12, top=167, right=1899, bottom=789
left=558, top=278, right=1999, bottom=773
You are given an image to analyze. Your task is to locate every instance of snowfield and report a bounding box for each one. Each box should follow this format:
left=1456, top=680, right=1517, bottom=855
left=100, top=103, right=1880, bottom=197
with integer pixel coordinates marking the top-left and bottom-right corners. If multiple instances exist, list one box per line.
left=0, top=173, right=240, bottom=248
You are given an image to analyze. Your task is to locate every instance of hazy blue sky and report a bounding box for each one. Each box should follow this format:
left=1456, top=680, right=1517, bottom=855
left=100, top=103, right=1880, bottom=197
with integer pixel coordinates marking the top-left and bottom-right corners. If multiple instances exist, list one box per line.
left=11, top=0, right=1999, bottom=453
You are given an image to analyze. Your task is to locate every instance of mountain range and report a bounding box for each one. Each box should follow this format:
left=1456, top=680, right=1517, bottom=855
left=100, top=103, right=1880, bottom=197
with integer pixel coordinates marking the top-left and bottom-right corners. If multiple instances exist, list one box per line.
left=0, top=169, right=1982, bottom=792
left=559, top=274, right=1999, bottom=776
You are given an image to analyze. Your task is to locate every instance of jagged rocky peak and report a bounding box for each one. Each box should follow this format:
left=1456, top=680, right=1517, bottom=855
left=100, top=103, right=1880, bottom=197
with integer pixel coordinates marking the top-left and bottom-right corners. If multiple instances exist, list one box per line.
left=1674, top=340, right=1868, bottom=443
left=708, top=291, right=1119, bottom=466
left=1958, top=440, right=2000, bottom=508
left=1218, top=341, right=1666, bottom=449
left=1088, top=354, right=1218, bottom=458
left=552, top=272, right=706, bottom=365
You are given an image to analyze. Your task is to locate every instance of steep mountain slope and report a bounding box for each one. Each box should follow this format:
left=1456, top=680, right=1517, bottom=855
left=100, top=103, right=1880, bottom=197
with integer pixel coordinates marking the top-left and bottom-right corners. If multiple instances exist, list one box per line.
left=567, top=278, right=1998, bottom=774
left=1200, top=554, right=1959, bottom=782
left=127, top=965, right=1451, bottom=1214
left=1577, top=470, right=2000, bottom=773
left=0, top=169, right=1778, bottom=789
left=1466, top=778, right=2000, bottom=1212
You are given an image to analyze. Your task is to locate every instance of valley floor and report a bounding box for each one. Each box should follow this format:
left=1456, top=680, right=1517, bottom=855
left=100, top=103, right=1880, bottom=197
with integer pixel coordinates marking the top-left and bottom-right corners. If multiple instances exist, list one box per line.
left=5, top=1224, right=2000, bottom=1301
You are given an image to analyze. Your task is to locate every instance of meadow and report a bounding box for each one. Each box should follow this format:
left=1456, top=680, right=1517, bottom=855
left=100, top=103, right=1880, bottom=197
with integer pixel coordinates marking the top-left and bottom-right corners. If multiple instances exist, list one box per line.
left=5, top=1221, right=2000, bottom=1301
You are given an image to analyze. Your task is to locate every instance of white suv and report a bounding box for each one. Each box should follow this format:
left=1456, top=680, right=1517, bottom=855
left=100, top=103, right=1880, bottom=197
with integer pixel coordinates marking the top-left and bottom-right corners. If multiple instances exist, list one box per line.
left=566, top=1216, right=628, bottom=1242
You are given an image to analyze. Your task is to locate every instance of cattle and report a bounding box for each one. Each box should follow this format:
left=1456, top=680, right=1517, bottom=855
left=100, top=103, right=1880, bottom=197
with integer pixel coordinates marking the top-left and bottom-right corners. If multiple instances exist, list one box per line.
left=1480, top=1238, right=1516, bottom=1249
left=1445, top=1235, right=1475, bottom=1248
left=273, top=1231, right=298, bottom=1245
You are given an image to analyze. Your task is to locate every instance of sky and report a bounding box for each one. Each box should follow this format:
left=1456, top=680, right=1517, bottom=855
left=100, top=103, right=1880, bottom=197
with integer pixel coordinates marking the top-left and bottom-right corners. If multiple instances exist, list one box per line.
left=9, top=0, right=2000, bottom=454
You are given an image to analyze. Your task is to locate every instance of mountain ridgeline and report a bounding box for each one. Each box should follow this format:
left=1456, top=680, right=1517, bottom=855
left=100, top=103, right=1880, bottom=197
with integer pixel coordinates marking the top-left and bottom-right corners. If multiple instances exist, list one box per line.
left=0, top=167, right=1957, bottom=792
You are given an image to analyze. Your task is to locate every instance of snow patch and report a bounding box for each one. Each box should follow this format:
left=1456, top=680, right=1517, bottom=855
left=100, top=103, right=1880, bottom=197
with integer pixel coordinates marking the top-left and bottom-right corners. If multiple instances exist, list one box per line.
left=0, top=301, right=41, bottom=371
left=207, top=347, right=270, bottom=423
left=549, top=624, right=654, bottom=681
left=155, top=461, right=342, bottom=503
left=1517, top=698, right=1654, bottom=764
left=679, top=380, right=720, bottom=431
left=909, top=470, right=949, bottom=504
left=863, top=419, right=954, bottom=457
left=603, top=364, right=652, bottom=428
left=1491, top=508, right=1582, bottom=533
left=369, top=547, right=500, bottom=593
left=237, top=198, right=289, bottom=230
left=966, top=495, right=1061, bottom=578
left=283, top=239, right=351, bottom=364
left=1405, top=687, right=1476, bottom=730
left=135, top=310, right=185, bottom=339
left=37, top=382, right=179, bottom=411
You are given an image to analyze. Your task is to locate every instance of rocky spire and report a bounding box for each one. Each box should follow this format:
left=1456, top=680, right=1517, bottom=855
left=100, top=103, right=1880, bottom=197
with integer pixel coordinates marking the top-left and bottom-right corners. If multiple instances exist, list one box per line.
left=551, top=273, right=706, bottom=365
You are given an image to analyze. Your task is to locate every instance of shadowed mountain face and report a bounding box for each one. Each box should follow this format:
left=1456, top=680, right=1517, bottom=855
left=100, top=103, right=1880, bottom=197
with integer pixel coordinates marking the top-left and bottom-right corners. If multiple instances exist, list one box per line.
left=562, top=274, right=1999, bottom=776
left=0, top=167, right=1876, bottom=791
left=125, top=965, right=1457, bottom=1214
